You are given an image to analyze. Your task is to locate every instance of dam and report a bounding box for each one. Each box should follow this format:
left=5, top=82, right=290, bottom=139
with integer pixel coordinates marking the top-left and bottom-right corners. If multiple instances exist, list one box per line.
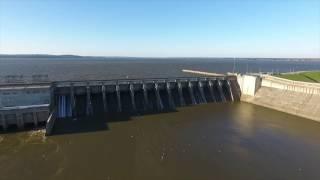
left=0, top=75, right=240, bottom=134
left=2, top=71, right=320, bottom=135
left=2, top=70, right=320, bottom=136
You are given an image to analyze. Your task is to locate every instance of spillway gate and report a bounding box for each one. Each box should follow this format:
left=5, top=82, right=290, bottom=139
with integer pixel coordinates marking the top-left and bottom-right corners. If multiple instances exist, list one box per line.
left=53, top=76, right=240, bottom=119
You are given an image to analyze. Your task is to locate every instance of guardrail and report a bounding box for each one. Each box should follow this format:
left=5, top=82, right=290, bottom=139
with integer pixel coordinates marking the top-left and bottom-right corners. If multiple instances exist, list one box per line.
left=0, top=74, right=50, bottom=85
left=261, top=75, right=320, bottom=95
left=53, top=76, right=236, bottom=87
left=0, top=75, right=237, bottom=88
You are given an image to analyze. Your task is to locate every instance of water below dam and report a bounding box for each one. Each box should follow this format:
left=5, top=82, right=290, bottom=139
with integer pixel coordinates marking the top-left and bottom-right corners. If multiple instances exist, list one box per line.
left=1, top=103, right=320, bottom=180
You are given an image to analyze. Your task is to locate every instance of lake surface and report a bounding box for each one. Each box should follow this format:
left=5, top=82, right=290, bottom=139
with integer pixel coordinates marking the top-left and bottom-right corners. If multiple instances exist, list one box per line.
left=0, top=58, right=320, bottom=180
left=1, top=57, right=320, bottom=82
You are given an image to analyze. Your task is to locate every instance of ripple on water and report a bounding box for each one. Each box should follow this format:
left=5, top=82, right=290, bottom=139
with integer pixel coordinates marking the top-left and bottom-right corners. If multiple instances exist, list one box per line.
left=26, top=129, right=47, bottom=144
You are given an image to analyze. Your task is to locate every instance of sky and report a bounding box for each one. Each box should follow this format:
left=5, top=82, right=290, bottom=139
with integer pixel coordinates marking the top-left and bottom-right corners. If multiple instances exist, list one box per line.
left=0, top=0, right=319, bottom=58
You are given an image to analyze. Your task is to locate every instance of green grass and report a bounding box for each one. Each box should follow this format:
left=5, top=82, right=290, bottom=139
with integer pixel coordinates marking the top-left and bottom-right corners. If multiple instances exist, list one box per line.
left=275, top=71, right=320, bottom=83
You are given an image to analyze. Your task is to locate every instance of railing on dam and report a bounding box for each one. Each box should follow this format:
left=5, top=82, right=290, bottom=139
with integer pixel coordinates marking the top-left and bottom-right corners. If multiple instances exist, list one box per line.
left=52, top=76, right=240, bottom=119
left=0, top=104, right=49, bottom=130
left=261, top=75, right=320, bottom=95
left=0, top=74, right=50, bottom=85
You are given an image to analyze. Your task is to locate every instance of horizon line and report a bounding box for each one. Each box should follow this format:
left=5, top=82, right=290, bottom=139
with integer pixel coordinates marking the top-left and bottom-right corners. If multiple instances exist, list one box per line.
left=1, top=53, right=320, bottom=59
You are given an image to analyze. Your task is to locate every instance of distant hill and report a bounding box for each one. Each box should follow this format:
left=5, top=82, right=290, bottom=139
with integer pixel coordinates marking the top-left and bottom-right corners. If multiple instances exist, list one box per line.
left=0, top=54, right=83, bottom=58
left=0, top=54, right=319, bottom=61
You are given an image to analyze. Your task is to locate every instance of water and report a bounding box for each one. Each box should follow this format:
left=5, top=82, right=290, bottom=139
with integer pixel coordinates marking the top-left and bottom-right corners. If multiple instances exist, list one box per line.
left=1, top=58, right=320, bottom=179
left=1, top=103, right=320, bottom=180
left=0, top=57, right=320, bottom=82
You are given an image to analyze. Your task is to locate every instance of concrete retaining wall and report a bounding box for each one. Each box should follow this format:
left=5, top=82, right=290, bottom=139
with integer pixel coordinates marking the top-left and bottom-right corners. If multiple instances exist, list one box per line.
left=0, top=104, right=50, bottom=130
left=240, top=75, right=320, bottom=122
left=242, top=87, right=320, bottom=122
left=237, top=75, right=261, bottom=96
left=0, top=84, right=51, bottom=108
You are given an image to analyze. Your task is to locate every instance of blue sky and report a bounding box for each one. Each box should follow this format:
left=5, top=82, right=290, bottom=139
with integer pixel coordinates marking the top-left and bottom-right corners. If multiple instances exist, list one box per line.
left=0, top=0, right=319, bottom=58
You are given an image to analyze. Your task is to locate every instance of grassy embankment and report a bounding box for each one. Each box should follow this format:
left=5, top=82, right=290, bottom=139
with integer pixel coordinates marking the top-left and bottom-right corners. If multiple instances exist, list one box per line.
left=275, top=71, right=320, bottom=83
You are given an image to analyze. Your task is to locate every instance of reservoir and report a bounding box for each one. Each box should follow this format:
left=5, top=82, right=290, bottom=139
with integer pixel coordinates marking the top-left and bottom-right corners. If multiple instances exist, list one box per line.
left=1, top=57, right=320, bottom=82
left=1, top=58, right=320, bottom=180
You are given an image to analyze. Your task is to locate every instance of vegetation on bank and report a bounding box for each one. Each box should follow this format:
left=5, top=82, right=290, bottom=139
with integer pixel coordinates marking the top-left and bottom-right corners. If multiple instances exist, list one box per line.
left=275, top=71, right=320, bottom=83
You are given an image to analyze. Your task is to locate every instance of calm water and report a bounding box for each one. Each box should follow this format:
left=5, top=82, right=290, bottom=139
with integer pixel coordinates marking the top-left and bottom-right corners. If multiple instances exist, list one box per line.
left=1, top=57, right=320, bottom=82
left=1, top=58, right=320, bottom=180
left=1, top=103, right=320, bottom=180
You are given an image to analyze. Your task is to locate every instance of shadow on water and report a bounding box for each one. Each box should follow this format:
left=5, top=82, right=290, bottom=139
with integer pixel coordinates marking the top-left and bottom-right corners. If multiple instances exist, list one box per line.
left=0, top=122, right=47, bottom=135
left=51, top=109, right=178, bottom=136
left=0, top=126, right=44, bottom=135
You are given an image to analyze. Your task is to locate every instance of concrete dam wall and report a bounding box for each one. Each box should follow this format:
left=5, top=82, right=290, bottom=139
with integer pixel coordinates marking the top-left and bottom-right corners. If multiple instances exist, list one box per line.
left=0, top=84, right=51, bottom=130
left=53, top=77, right=240, bottom=119
left=0, top=75, right=240, bottom=134
left=242, top=87, right=320, bottom=122
left=240, top=75, right=320, bottom=122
